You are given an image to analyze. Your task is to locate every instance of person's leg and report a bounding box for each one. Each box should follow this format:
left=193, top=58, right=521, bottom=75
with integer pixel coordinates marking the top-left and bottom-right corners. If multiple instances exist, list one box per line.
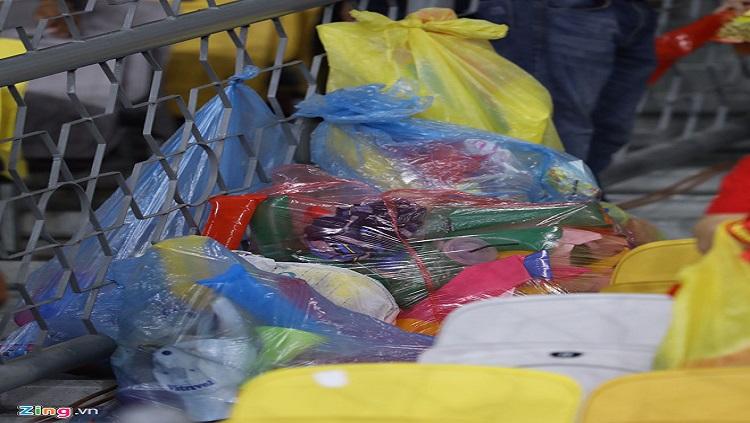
left=477, top=0, right=619, bottom=161
left=587, top=1, right=657, bottom=175
left=540, top=0, right=620, bottom=160
left=475, top=0, right=538, bottom=74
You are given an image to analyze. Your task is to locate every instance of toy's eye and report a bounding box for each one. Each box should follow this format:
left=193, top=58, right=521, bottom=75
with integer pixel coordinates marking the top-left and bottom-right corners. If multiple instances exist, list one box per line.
left=161, top=350, right=173, bottom=356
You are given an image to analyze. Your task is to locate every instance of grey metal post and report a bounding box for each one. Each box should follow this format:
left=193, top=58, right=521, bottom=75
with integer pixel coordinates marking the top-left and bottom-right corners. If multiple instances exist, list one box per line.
left=0, top=0, right=333, bottom=87
left=601, top=120, right=750, bottom=187
left=0, top=184, right=16, bottom=253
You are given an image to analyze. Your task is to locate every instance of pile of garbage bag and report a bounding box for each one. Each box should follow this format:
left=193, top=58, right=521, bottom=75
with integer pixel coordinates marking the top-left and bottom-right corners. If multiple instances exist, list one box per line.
left=108, top=236, right=431, bottom=421
left=0, top=10, right=694, bottom=419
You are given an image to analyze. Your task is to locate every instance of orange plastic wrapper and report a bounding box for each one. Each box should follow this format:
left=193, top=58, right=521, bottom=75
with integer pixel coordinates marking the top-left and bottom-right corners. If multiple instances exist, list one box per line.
left=204, top=166, right=632, bottom=335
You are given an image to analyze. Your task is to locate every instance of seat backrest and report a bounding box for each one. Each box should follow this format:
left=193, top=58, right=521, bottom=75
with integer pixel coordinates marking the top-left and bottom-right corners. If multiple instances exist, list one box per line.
left=420, top=294, right=673, bottom=392
left=420, top=345, right=662, bottom=393
left=434, top=294, right=673, bottom=348
left=605, top=239, right=701, bottom=294
left=580, top=367, right=750, bottom=422
left=226, top=364, right=582, bottom=423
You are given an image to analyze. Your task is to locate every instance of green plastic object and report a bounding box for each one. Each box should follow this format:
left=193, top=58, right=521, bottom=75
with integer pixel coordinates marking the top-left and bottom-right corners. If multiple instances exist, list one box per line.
left=442, top=203, right=608, bottom=232
left=250, top=196, right=298, bottom=260
left=442, top=226, right=563, bottom=252
left=253, top=326, right=325, bottom=371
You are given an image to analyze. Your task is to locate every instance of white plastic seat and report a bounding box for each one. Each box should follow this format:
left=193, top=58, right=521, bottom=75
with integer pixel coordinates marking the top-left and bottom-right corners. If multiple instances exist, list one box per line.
left=419, top=294, right=673, bottom=391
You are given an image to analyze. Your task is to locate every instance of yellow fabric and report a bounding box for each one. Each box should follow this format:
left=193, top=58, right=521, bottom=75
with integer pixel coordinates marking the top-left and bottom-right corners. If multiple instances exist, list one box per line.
left=604, top=239, right=701, bottom=294
left=165, top=0, right=320, bottom=113
left=318, top=8, right=563, bottom=149
left=0, top=38, right=28, bottom=180
left=227, top=364, right=581, bottom=423
left=655, top=221, right=750, bottom=369
left=581, top=367, right=750, bottom=422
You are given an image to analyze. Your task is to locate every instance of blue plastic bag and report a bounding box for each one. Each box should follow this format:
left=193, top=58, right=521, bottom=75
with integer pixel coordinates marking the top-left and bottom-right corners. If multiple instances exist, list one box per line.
left=3, top=67, right=288, bottom=357
left=102, top=236, right=430, bottom=421
left=296, top=84, right=600, bottom=203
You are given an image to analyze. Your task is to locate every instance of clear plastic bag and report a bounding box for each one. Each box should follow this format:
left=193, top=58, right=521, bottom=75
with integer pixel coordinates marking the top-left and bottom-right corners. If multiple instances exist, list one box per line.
left=4, top=67, right=288, bottom=358
left=601, top=202, right=666, bottom=247
left=91, top=236, right=431, bottom=421
left=205, top=166, right=630, bottom=336
left=233, top=251, right=401, bottom=323
left=295, top=84, right=599, bottom=203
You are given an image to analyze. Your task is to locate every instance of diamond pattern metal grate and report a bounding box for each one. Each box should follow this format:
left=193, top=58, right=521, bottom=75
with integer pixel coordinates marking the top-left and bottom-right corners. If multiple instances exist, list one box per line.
left=0, top=0, right=340, bottom=390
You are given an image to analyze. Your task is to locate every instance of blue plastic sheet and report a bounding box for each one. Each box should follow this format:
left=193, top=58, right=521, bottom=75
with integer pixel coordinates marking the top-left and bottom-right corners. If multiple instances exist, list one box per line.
left=3, top=67, right=288, bottom=357
left=296, top=84, right=600, bottom=203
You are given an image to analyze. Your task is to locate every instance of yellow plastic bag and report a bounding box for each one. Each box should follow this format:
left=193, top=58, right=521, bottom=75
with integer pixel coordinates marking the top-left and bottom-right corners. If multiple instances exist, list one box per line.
left=318, top=8, right=563, bottom=150
left=654, top=218, right=750, bottom=369
left=0, top=38, right=28, bottom=180
left=227, top=363, right=582, bottom=423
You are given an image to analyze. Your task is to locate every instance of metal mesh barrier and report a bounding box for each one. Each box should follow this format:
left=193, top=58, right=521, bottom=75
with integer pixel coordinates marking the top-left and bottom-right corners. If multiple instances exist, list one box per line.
left=0, top=0, right=340, bottom=392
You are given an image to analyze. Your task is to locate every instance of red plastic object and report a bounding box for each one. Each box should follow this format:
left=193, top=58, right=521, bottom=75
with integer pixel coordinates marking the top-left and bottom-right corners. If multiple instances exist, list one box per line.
left=398, top=255, right=531, bottom=326
left=706, top=156, right=750, bottom=215
left=650, top=10, right=736, bottom=84
left=202, top=194, right=267, bottom=249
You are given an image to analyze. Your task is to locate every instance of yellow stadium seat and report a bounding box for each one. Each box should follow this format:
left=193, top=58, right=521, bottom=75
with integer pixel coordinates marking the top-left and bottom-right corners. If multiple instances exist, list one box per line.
left=581, top=367, right=750, bottom=422
left=1, top=38, right=28, bottom=179
left=604, top=239, right=701, bottom=294
left=226, top=363, right=582, bottom=423
left=165, top=0, right=320, bottom=113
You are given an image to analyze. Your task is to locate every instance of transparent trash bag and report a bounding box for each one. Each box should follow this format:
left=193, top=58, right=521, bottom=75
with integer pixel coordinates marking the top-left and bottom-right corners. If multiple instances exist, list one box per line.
left=69, top=236, right=431, bottom=421
left=3, top=67, right=288, bottom=357
left=204, top=166, right=629, bottom=336
left=296, top=84, right=599, bottom=203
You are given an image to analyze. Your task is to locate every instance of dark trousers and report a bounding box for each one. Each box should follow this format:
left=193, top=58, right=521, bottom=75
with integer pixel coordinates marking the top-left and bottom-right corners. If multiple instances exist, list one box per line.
left=476, top=0, right=657, bottom=175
